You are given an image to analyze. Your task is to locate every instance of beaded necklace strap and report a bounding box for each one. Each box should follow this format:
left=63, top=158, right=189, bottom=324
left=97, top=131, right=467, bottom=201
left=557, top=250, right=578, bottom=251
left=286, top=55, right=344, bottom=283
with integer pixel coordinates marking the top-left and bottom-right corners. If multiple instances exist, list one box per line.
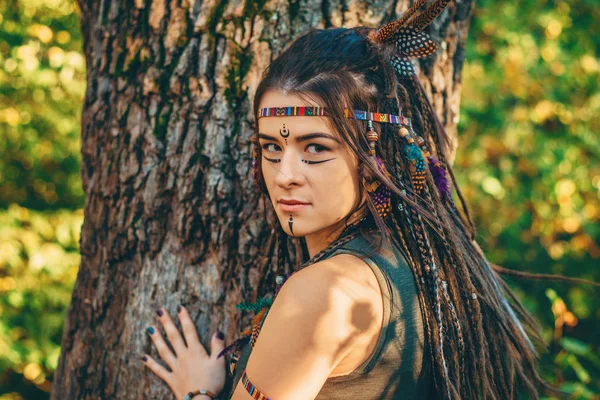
left=257, top=106, right=411, bottom=126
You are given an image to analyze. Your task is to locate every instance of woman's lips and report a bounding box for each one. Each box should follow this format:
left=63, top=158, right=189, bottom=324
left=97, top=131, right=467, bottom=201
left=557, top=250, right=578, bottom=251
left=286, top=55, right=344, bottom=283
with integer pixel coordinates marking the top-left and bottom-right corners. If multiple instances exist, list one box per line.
left=278, top=202, right=310, bottom=212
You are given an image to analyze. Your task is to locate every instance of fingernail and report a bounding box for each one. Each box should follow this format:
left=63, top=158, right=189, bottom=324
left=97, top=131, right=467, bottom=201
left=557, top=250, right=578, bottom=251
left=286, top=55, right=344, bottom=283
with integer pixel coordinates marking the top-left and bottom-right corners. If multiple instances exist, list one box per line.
left=141, top=355, right=148, bottom=361
left=177, top=305, right=182, bottom=313
left=217, top=331, right=225, bottom=340
left=147, top=326, right=155, bottom=334
left=156, top=309, right=163, bottom=317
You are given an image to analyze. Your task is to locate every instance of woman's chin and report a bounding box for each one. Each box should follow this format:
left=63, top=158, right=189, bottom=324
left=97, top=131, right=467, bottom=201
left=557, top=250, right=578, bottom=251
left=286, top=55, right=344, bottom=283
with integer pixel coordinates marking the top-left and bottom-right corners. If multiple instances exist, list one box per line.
left=277, top=218, right=310, bottom=237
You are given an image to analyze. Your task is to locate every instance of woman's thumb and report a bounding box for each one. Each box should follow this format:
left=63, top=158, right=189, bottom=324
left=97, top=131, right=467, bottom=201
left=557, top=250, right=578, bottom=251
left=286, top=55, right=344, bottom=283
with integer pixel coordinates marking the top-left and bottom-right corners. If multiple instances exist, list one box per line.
left=211, top=330, right=226, bottom=360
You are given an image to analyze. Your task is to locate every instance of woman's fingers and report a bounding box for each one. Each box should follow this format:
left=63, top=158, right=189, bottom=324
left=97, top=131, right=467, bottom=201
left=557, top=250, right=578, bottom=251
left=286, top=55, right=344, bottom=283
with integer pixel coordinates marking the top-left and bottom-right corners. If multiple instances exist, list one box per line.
left=176, top=305, right=206, bottom=356
left=141, top=353, right=173, bottom=385
left=156, top=308, right=187, bottom=355
left=147, top=325, right=178, bottom=370
left=210, top=331, right=226, bottom=362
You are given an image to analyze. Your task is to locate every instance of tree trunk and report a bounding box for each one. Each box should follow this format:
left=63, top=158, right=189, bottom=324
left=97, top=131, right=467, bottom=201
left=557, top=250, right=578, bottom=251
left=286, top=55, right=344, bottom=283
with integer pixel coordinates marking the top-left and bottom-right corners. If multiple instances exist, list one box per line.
left=52, top=0, right=473, bottom=398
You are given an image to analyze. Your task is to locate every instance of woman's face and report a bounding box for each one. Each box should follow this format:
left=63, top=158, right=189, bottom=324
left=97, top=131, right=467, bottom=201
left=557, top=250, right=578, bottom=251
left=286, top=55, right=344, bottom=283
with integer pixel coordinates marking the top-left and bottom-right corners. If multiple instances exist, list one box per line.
left=257, top=90, right=364, bottom=240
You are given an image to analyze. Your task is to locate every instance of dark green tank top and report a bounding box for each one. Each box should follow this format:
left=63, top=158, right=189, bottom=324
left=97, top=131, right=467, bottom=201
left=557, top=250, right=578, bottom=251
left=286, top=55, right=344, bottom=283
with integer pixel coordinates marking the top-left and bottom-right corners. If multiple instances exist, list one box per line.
left=226, top=231, right=433, bottom=399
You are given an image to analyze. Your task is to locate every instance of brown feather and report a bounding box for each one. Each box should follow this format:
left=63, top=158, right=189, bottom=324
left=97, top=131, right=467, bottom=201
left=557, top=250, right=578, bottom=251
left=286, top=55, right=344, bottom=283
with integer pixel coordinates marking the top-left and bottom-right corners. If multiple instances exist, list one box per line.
left=410, top=0, right=452, bottom=32
left=374, top=0, right=429, bottom=42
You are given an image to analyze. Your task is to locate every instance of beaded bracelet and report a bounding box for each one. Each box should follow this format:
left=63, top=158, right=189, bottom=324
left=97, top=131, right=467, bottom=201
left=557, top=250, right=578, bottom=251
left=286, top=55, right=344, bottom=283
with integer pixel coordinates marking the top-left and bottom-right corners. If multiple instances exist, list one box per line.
left=183, top=389, right=217, bottom=400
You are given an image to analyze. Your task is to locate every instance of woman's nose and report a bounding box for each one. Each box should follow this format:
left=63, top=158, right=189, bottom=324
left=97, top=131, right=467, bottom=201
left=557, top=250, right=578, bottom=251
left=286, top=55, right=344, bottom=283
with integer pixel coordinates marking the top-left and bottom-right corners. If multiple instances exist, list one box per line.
left=273, top=150, right=306, bottom=187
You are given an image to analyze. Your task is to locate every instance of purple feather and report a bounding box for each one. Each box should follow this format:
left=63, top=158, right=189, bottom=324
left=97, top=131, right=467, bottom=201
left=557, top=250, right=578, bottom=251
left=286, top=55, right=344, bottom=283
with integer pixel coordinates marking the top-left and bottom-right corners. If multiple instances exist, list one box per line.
left=217, top=335, right=250, bottom=359
left=427, top=156, right=451, bottom=201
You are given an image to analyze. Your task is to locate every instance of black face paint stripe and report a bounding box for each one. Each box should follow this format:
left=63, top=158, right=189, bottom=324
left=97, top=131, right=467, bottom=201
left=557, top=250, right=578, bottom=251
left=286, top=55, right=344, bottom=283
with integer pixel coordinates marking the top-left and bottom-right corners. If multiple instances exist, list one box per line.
left=263, top=156, right=336, bottom=164
left=301, top=158, right=336, bottom=164
left=264, top=156, right=281, bottom=162
left=289, top=216, right=294, bottom=235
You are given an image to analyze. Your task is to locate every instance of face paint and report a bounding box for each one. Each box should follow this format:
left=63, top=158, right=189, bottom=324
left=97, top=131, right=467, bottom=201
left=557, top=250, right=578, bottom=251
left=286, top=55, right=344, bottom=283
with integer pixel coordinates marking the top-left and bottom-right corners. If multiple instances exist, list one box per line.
left=301, top=158, right=336, bottom=164
left=288, top=216, right=294, bottom=235
left=280, top=124, right=290, bottom=145
left=264, top=156, right=281, bottom=163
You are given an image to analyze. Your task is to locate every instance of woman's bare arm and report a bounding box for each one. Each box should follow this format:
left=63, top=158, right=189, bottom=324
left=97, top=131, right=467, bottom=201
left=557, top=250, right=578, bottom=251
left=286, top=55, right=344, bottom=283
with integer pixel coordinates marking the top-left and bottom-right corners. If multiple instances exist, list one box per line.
left=230, top=254, right=381, bottom=400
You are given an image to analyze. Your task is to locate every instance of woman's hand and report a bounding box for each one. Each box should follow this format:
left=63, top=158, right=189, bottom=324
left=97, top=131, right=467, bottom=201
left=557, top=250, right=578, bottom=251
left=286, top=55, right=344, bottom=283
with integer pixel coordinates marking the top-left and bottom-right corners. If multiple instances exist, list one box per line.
left=142, top=305, right=227, bottom=400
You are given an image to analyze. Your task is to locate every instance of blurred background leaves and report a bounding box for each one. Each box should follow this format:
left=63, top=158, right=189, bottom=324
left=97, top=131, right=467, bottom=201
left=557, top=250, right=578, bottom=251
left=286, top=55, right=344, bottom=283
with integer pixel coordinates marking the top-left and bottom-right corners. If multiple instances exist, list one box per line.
left=457, top=0, right=599, bottom=398
left=0, top=0, right=84, bottom=398
left=0, top=0, right=84, bottom=210
left=0, top=0, right=597, bottom=398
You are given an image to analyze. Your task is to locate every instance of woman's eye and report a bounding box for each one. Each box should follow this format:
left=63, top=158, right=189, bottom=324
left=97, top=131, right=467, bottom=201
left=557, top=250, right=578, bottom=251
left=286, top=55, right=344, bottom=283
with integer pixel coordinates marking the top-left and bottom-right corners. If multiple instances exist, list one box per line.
left=261, top=143, right=280, bottom=153
left=307, top=144, right=330, bottom=154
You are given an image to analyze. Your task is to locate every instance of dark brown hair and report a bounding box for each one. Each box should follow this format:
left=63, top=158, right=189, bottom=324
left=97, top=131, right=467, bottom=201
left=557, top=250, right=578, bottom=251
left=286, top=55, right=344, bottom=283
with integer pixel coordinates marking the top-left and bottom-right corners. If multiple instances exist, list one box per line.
left=251, top=27, right=561, bottom=399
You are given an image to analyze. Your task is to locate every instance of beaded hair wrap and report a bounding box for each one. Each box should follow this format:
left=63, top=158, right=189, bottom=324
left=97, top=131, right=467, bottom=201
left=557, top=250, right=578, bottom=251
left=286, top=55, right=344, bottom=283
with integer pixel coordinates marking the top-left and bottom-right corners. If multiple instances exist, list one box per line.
left=363, top=120, right=392, bottom=220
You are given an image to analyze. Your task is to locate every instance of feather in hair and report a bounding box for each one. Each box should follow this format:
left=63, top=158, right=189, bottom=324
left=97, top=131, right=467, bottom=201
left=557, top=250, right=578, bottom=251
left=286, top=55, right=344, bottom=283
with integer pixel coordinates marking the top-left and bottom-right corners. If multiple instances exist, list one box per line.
left=410, top=0, right=452, bottom=32
left=371, top=0, right=429, bottom=42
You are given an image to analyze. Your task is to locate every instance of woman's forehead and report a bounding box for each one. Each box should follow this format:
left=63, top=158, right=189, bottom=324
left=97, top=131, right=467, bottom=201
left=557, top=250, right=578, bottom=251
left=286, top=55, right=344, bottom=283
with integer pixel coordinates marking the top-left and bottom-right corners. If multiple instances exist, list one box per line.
left=257, top=115, right=334, bottom=134
left=258, top=89, right=317, bottom=108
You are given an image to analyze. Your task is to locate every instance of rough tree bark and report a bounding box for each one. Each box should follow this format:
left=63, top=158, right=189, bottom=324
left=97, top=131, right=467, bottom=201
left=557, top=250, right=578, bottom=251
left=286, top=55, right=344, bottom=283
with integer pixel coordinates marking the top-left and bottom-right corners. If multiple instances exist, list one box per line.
left=52, top=0, right=473, bottom=398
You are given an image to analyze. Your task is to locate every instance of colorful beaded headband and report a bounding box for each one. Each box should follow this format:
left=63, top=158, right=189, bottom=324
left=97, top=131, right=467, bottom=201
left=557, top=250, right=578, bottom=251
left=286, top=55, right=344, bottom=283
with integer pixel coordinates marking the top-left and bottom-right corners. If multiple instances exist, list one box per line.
left=257, top=106, right=411, bottom=126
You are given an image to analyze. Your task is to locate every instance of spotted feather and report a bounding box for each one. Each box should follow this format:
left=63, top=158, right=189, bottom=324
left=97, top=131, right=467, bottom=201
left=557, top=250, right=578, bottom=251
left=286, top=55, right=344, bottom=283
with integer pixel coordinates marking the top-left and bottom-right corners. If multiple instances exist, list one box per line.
left=392, top=28, right=439, bottom=59
left=390, top=54, right=416, bottom=77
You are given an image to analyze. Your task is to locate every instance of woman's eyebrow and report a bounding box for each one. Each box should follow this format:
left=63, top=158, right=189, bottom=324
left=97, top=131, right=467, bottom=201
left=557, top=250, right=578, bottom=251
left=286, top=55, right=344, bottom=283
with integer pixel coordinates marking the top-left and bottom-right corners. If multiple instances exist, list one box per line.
left=258, top=132, right=341, bottom=144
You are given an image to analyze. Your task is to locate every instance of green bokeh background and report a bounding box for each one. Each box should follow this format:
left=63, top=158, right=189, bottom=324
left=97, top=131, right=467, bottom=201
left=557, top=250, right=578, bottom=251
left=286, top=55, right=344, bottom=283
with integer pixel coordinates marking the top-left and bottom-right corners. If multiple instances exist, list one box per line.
left=0, top=0, right=597, bottom=398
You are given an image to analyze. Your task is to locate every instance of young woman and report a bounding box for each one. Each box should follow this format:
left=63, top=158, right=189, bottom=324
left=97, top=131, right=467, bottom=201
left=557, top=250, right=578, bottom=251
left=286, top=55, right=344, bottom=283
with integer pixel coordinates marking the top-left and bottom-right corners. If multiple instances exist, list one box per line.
left=141, top=1, right=566, bottom=399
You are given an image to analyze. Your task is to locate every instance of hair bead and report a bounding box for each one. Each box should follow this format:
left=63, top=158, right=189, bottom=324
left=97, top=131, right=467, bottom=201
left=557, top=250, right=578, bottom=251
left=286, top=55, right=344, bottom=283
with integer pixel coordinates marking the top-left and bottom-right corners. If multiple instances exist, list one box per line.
left=366, top=121, right=379, bottom=157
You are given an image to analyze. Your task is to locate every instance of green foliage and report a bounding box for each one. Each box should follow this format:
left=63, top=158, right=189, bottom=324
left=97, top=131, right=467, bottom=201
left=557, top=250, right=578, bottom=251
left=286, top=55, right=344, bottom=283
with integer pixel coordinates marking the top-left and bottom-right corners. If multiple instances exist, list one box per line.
left=0, top=0, right=85, bottom=210
left=0, top=205, right=82, bottom=398
left=458, top=0, right=600, bottom=396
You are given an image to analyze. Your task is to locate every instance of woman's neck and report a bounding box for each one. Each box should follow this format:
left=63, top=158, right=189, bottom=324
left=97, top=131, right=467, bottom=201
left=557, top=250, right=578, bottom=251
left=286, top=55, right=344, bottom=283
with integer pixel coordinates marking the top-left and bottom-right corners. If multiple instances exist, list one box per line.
left=304, top=208, right=369, bottom=259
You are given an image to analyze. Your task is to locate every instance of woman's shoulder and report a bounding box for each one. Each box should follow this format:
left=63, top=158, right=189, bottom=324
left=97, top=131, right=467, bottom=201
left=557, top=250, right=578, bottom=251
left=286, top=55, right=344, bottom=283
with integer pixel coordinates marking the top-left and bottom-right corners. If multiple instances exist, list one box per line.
left=293, top=249, right=384, bottom=318
left=256, top=259, right=363, bottom=349
left=292, top=253, right=385, bottom=371
left=279, top=249, right=385, bottom=335
left=285, top=254, right=383, bottom=330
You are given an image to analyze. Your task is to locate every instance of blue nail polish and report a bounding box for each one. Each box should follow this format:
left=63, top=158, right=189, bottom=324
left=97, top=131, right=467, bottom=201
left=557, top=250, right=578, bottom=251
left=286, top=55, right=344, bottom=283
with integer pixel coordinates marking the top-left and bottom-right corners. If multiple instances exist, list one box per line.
left=147, top=326, right=155, bottom=334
